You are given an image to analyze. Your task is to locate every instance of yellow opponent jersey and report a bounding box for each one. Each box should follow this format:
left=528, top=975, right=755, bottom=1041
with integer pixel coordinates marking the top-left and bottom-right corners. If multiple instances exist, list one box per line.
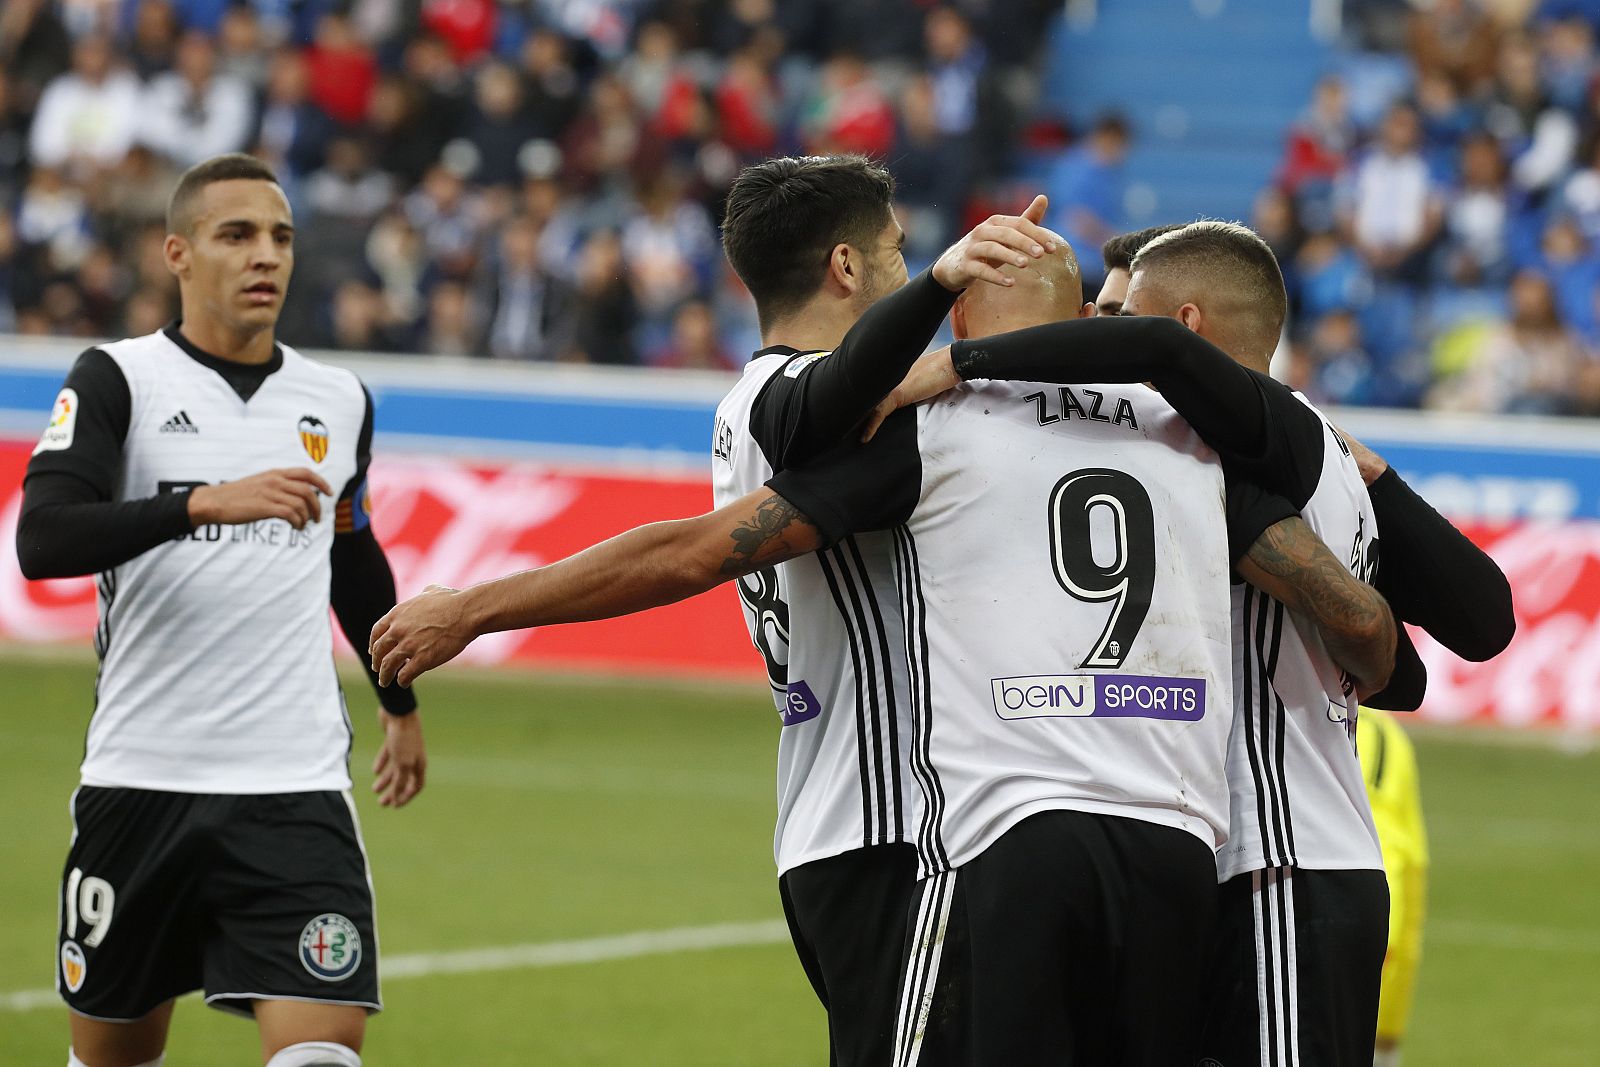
left=1358, top=709, right=1430, bottom=1046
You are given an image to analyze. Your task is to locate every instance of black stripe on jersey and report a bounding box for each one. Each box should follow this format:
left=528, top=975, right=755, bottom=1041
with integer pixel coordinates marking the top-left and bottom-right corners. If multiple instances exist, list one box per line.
left=893, top=525, right=948, bottom=874
left=93, top=567, right=117, bottom=659
left=817, top=548, right=880, bottom=847
left=1265, top=599, right=1299, bottom=865
left=830, top=540, right=896, bottom=845
left=1241, top=590, right=1272, bottom=868
left=87, top=567, right=118, bottom=767
left=1246, top=588, right=1294, bottom=868
left=1244, top=588, right=1286, bottom=867
left=845, top=535, right=906, bottom=842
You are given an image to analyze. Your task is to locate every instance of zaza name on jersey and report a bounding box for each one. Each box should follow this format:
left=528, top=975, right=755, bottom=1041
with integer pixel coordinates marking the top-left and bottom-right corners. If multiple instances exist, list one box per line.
left=1022, top=387, right=1140, bottom=430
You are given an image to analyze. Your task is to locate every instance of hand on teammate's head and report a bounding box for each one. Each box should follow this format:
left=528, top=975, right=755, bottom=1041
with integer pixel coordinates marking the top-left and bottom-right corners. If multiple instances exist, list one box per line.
left=931, top=195, right=1067, bottom=293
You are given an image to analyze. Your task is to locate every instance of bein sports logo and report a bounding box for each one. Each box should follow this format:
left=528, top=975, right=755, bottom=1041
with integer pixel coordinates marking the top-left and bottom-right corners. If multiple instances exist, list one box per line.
left=781, top=680, right=822, bottom=727
left=991, top=673, right=1205, bottom=722
left=993, top=675, right=1095, bottom=718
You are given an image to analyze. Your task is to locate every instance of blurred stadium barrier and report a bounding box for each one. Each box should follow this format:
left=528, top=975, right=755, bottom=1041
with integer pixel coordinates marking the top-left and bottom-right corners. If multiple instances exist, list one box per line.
left=5, top=340, right=1599, bottom=731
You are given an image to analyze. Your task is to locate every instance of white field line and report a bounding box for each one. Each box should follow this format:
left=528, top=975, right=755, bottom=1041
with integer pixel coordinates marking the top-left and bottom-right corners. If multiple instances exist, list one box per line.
left=6, top=915, right=1598, bottom=1015
left=0, top=919, right=792, bottom=1014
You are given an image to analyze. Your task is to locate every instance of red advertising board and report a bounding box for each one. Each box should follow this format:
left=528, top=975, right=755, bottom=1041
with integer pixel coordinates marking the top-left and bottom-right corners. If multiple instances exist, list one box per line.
left=4, top=440, right=1598, bottom=729
left=0, top=442, right=760, bottom=680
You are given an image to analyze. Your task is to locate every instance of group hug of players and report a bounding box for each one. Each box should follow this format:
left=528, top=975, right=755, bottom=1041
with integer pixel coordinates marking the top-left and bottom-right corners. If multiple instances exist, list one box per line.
left=371, top=156, right=1513, bottom=1066
left=19, top=151, right=1506, bottom=1067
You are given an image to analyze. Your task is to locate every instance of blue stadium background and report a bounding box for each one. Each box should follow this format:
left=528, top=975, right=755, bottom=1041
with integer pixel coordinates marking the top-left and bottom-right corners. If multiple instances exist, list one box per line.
left=6, top=0, right=1600, bottom=419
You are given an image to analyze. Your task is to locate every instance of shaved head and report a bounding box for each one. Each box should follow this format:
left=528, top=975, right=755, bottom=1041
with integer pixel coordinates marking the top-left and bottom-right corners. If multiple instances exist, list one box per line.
left=1127, top=220, right=1287, bottom=368
left=956, top=242, right=1084, bottom=338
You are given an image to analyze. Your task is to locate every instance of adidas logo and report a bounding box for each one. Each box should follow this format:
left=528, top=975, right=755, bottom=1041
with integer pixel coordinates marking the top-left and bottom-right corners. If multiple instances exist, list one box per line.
left=160, top=411, right=199, bottom=434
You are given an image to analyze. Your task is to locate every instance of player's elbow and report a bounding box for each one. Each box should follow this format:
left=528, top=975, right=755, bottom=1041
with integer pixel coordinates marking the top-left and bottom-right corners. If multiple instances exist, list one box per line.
left=15, top=512, right=67, bottom=580
left=1460, top=573, right=1516, bottom=661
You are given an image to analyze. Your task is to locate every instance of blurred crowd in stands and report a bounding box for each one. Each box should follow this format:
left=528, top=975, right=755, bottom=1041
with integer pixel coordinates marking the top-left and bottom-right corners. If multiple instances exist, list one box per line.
left=0, top=0, right=1053, bottom=370
left=1268, top=0, right=1600, bottom=415
left=6, top=0, right=1600, bottom=417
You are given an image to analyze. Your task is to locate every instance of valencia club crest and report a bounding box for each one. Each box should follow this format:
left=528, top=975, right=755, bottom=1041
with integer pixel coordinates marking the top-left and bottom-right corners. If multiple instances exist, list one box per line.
left=298, top=415, right=330, bottom=463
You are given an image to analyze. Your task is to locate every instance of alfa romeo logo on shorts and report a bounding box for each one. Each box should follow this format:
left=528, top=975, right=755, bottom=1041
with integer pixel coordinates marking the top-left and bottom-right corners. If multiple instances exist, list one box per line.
left=299, top=913, right=361, bottom=982
left=60, top=940, right=87, bottom=993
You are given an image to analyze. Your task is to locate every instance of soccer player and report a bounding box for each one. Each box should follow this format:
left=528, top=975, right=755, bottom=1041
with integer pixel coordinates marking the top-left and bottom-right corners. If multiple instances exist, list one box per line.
left=15, top=154, right=420, bottom=1067
left=378, top=155, right=1057, bottom=1065
left=1359, top=707, right=1429, bottom=1067
left=863, top=220, right=1510, bottom=1065
left=703, top=159, right=1064, bottom=1065
left=1090, top=223, right=1179, bottom=316
left=372, top=239, right=1400, bottom=1065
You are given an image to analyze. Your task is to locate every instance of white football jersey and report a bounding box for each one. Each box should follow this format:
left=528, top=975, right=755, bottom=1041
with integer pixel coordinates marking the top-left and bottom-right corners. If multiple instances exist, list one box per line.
left=775, top=381, right=1241, bottom=877
left=61, top=330, right=367, bottom=793
left=1217, top=395, right=1384, bottom=880
left=712, top=351, right=917, bottom=875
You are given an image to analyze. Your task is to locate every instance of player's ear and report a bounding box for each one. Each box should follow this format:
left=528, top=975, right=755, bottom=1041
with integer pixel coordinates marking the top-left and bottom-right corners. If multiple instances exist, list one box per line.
left=1080, top=301, right=1097, bottom=318
left=164, top=233, right=190, bottom=281
left=1177, top=303, right=1203, bottom=334
left=951, top=296, right=970, bottom=339
left=828, top=241, right=861, bottom=296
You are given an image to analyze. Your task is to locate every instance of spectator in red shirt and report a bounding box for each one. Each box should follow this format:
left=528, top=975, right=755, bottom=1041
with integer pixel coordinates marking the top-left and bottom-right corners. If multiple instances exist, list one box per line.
left=716, top=39, right=780, bottom=159
left=307, top=12, right=377, bottom=127
left=422, top=0, right=495, bottom=66
left=803, top=52, right=896, bottom=159
left=1281, top=75, right=1356, bottom=194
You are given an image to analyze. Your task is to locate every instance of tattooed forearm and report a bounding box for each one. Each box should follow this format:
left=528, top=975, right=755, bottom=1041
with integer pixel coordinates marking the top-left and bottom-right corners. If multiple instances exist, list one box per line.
left=719, top=493, right=816, bottom=577
left=1242, top=517, right=1396, bottom=692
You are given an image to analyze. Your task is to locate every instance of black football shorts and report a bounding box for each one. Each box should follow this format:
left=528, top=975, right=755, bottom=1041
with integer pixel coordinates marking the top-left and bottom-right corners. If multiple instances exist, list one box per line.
left=56, top=786, right=381, bottom=1020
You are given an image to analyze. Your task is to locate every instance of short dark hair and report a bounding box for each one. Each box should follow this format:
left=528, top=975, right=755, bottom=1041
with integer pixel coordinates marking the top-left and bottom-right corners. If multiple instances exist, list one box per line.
left=1132, top=220, right=1288, bottom=358
left=167, top=153, right=281, bottom=235
left=1101, top=224, right=1183, bottom=273
left=720, top=155, right=896, bottom=329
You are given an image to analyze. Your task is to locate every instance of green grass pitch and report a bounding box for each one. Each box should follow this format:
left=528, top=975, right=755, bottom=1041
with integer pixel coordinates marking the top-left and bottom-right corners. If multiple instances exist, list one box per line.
left=1, top=652, right=1596, bottom=1065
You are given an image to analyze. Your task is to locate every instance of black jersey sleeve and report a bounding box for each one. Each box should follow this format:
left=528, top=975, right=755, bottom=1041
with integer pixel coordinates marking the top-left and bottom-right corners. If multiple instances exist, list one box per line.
left=952, top=315, right=1327, bottom=506
left=1224, top=474, right=1300, bottom=567
left=329, top=381, right=415, bottom=714
left=16, top=474, right=195, bottom=579
left=1367, top=467, right=1515, bottom=661
left=1366, top=625, right=1427, bottom=712
left=330, top=528, right=417, bottom=715
left=765, top=407, right=922, bottom=546
left=24, top=348, right=130, bottom=494
left=341, top=385, right=375, bottom=500
left=748, top=269, right=956, bottom=469
left=16, top=349, right=196, bottom=579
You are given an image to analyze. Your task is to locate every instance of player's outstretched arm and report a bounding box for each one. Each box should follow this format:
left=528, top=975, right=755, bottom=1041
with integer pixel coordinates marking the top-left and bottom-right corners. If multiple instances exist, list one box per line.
left=768, top=195, right=1062, bottom=467
left=865, top=317, right=1325, bottom=502
left=1238, top=516, right=1398, bottom=699
left=370, top=488, right=823, bottom=687
left=1340, top=431, right=1515, bottom=661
